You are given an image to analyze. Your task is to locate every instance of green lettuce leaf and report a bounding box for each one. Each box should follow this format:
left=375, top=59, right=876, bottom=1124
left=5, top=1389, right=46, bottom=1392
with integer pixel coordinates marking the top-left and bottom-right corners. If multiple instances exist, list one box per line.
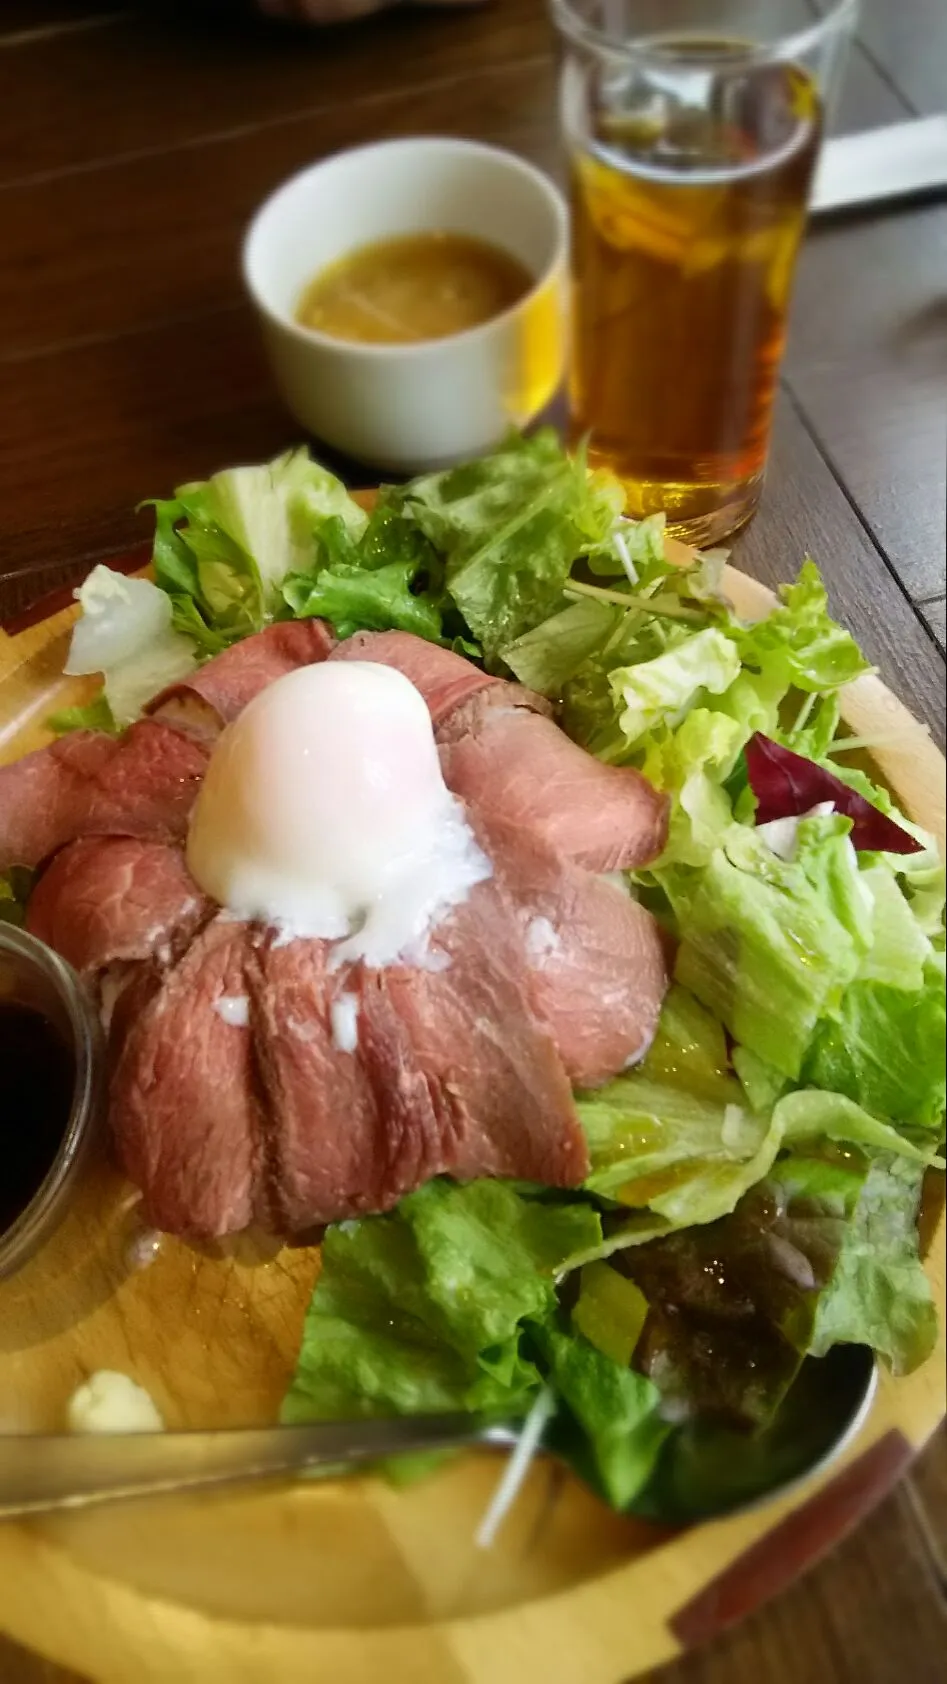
left=503, top=597, right=620, bottom=697
left=732, top=1045, right=787, bottom=1112
left=536, top=1324, right=669, bottom=1507
left=567, top=987, right=786, bottom=1260
left=803, top=950, right=946, bottom=1132
left=146, top=448, right=366, bottom=644
left=402, top=1180, right=600, bottom=1354
left=775, top=1089, right=943, bottom=1167
left=636, top=983, right=731, bottom=1101
left=578, top=1074, right=774, bottom=1206
left=810, top=1156, right=937, bottom=1374
left=282, top=1181, right=602, bottom=1426
left=555, top=559, right=858, bottom=767
left=736, top=560, right=873, bottom=693
left=391, top=431, right=623, bottom=663
left=782, top=691, right=843, bottom=761
left=585, top=512, right=668, bottom=582
left=856, top=863, right=931, bottom=991
left=194, top=449, right=366, bottom=599
left=282, top=558, right=444, bottom=642
left=641, top=709, right=745, bottom=868
left=357, top=500, right=442, bottom=575
left=665, top=820, right=869, bottom=1080
left=609, top=628, right=741, bottom=751
left=282, top=1180, right=671, bottom=1510
left=46, top=693, right=118, bottom=737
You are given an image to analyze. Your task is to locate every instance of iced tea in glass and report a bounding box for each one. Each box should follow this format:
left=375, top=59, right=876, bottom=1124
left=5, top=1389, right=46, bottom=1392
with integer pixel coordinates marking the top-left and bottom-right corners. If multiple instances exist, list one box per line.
left=552, top=0, right=856, bottom=543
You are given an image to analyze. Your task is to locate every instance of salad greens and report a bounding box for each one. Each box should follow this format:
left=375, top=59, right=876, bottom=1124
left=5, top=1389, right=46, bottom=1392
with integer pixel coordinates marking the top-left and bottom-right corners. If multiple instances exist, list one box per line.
left=0, top=865, right=33, bottom=928
left=281, top=1178, right=667, bottom=1508
left=48, top=430, right=944, bottom=1523
left=147, top=448, right=367, bottom=647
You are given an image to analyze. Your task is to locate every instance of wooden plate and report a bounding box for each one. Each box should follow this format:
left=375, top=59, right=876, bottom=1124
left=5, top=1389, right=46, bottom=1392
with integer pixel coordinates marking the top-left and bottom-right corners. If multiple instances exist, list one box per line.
left=0, top=525, right=944, bottom=1684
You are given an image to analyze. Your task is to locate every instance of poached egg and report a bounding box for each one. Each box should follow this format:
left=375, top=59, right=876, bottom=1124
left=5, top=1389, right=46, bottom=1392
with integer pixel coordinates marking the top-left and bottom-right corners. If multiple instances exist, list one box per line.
left=186, top=660, right=490, bottom=966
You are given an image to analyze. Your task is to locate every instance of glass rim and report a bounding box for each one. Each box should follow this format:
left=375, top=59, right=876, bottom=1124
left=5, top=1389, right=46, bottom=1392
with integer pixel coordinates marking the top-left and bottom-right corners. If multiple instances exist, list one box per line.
left=0, top=922, right=103, bottom=1280
left=549, top=0, right=859, bottom=67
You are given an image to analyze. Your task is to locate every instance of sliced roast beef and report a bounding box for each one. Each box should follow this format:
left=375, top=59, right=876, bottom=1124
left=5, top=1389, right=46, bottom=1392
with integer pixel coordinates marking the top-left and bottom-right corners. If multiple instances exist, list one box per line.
left=27, top=838, right=209, bottom=976
left=438, top=694, right=669, bottom=873
left=109, top=919, right=263, bottom=1237
left=0, top=720, right=209, bottom=872
left=434, top=679, right=554, bottom=740
left=329, top=630, right=497, bottom=725
left=245, top=936, right=409, bottom=1231
left=484, top=819, right=668, bottom=1087
left=247, top=909, right=586, bottom=1229
left=148, top=619, right=335, bottom=738
left=376, top=876, right=589, bottom=1189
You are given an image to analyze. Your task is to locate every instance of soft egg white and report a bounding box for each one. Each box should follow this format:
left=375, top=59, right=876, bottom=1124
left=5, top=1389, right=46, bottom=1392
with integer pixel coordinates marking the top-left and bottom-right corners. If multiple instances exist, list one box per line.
left=187, top=660, right=490, bottom=966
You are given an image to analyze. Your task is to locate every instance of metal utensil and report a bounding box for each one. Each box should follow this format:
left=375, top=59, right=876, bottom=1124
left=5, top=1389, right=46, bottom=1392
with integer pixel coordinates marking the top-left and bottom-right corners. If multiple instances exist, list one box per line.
left=0, top=1413, right=509, bottom=1518
left=0, top=1346, right=877, bottom=1524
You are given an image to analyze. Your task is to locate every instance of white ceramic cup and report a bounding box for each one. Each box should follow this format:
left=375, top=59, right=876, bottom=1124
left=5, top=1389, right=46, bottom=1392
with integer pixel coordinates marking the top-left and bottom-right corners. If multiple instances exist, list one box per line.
left=243, top=138, right=568, bottom=473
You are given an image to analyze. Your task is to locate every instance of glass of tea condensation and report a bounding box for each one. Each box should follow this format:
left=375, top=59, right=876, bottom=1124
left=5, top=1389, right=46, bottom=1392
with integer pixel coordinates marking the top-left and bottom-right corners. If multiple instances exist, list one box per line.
left=551, top=0, right=857, bottom=544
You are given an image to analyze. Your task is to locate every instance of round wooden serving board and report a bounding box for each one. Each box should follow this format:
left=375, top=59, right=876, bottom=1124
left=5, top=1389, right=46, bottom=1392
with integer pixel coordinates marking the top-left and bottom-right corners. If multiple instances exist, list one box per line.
left=0, top=516, right=944, bottom=1684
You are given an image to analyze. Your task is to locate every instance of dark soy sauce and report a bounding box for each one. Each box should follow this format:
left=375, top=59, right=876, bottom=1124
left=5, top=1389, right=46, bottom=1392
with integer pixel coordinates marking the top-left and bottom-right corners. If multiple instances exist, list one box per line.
left=0, top=1002, right=75, bottom=1234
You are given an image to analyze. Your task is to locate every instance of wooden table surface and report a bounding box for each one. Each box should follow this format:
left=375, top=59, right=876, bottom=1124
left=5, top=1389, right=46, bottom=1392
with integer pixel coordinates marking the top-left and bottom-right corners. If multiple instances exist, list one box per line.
left=0, top=0, right=944, bottom=1680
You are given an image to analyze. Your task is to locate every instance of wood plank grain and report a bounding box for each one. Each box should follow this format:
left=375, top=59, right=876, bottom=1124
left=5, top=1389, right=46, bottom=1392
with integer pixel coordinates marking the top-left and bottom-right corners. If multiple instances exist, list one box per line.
left=0, top=55, right=558, bottom=358
left=0, top=2, right=130, bottom=39
left=0, top=303, right=291, bottom=569
left=0, top=26, right=909, bottom=357
left=654, top=1447, right=947, bottom=1684
left=832, top=31, right=909, bottom=132
left=907, top=1424, right=947, bottom=1589
left=0, top=0, right=902, bottom=191
left=920, top=599, right=947, bottom=655
left=0, top=0, right=549, bottom=186
left=785, top=205, right=947, bottom=604
left=857, top=0, right=947, bottom=116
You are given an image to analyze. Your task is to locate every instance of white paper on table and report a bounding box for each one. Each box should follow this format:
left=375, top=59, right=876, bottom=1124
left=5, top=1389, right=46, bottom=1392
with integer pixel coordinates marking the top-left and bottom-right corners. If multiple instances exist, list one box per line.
left=811, top=115, right=947, bottom=215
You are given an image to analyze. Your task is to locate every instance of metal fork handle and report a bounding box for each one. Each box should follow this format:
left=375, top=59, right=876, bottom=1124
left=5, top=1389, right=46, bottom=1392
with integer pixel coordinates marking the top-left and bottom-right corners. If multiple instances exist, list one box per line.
left=0, top=1415, right=503, bottom=1518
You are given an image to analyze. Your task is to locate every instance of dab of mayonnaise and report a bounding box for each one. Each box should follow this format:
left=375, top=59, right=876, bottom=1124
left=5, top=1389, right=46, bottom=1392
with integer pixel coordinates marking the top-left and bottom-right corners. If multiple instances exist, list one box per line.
left=67, top=1370, right=164, bottom=1434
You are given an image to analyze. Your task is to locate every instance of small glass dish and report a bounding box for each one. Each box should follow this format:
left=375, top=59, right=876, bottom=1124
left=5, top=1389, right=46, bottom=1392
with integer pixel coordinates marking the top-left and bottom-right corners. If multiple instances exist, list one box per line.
left=0, top=923, right=103, bottom=1280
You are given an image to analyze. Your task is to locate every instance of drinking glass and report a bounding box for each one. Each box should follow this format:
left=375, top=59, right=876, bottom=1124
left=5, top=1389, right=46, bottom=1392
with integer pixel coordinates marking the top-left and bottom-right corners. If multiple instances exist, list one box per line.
left=551, top=0, right=857, bottom=544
